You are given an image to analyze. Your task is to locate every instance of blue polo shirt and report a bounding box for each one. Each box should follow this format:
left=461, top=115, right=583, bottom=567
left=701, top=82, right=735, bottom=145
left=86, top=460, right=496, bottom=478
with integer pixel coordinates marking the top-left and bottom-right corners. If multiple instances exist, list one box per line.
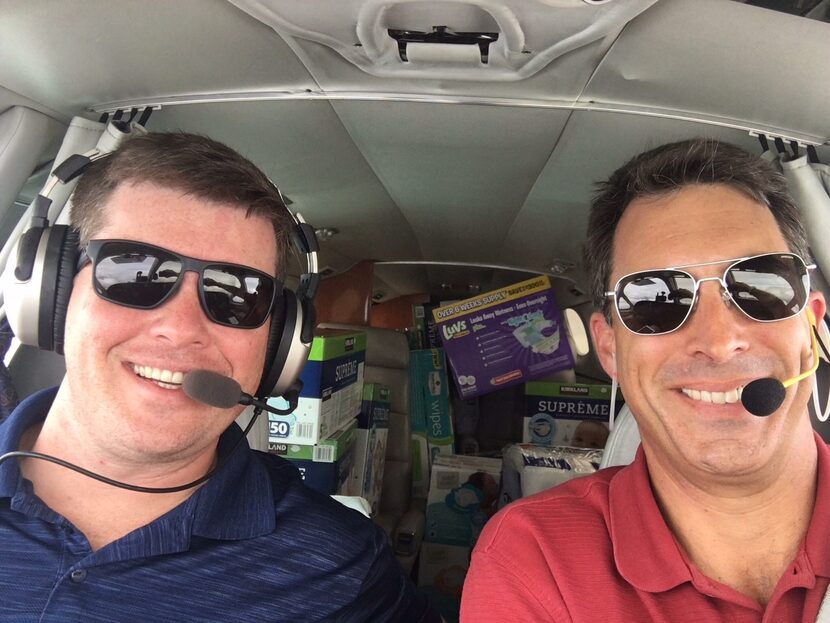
left=0, top=388, right=434, bottom=622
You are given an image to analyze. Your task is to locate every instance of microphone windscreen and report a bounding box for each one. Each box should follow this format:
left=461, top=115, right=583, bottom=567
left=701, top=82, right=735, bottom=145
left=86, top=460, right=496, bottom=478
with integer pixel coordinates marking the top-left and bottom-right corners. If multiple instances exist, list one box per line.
left=183, top=370, right=242, bottom=409
left=740, top=377, right=786, bottom=417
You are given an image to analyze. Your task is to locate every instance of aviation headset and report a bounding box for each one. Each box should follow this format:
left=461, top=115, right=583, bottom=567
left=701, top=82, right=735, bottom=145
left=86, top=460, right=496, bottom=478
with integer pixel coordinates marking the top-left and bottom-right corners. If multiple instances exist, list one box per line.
left=2, top=123, right=320, bottom=401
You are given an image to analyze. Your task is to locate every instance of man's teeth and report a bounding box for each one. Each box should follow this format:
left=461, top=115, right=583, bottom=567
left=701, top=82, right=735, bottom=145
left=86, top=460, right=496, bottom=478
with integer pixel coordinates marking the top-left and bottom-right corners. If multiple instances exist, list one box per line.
left=133, top=365, right=184, bottom=389
left=681, top=387, right=743, bottom=404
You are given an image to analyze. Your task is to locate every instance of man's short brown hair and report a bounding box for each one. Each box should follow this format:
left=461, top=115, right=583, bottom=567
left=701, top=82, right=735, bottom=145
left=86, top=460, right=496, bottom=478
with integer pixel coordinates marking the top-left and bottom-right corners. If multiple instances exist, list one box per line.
left=70, top=131, right=294, bottom=271
left=583, top=138, right=809, bottom=319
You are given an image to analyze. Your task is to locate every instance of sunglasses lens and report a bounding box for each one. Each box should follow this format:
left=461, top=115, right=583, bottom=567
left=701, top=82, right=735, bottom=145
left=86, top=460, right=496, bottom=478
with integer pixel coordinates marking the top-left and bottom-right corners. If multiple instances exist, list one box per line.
left=726, top=254, right=808, bottom=321
left=92, top=242, right=181, bottom=308
left=616, top=270, right=695, bottom=334
left=202, top=266, right=275, bottom=327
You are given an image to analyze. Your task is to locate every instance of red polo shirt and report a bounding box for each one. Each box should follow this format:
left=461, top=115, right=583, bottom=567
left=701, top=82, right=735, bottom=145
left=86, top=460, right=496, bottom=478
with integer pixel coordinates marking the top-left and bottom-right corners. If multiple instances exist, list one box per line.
left=461, top=433, right=830, bottom=622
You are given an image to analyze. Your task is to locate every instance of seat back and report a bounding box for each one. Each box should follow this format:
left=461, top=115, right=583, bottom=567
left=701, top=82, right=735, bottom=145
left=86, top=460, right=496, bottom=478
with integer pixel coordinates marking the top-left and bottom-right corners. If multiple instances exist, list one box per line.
left=599, top=404, right=640, bottom=469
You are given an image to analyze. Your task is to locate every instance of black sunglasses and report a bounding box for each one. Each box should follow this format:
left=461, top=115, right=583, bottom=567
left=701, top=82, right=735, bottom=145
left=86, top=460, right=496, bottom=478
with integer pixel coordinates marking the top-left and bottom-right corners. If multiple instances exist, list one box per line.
left=605, top=252, right=814, bottom=335
left=80, top=239, right=279, bottom=329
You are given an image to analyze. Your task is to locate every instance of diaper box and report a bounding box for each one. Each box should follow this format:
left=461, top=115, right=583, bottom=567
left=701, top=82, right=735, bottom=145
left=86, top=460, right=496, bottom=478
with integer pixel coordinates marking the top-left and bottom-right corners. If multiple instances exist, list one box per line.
left=432, top=276, right=574, bottom=399
left=290, top=422, right=359, bottom=496
left=268, top=418, right=357, bottom=463
left=413, top=302, right=442, bottom=349
left=500, top=444, right=602, bottom=507
left=352, top=383, right=390, bottom=514
left=267, top=330, right=365, bottom=445
left=424, top=454, right=502, bottom=548
left=417, top=541, right=470, bottom=623
left=523, top=381, right=625, bottom=449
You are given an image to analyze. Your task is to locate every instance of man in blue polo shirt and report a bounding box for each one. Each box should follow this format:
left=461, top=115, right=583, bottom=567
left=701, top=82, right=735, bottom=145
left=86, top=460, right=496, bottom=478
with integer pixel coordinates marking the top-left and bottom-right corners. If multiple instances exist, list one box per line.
left=0, top=132, right=435, bottom=622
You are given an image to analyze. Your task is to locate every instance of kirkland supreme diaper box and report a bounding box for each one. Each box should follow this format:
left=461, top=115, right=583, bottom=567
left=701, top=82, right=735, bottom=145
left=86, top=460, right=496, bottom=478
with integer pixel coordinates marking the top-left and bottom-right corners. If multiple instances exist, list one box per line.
left=499, top=444, right=603, bottom=508
left=268, top=418, right=358, bottom=463
left=432, top=276, right=574, bottom=399
left=410, top=349, right=455, bottom=498
left=352, top=383, right=390, bottom=514
left=288, top=420, right=359, bottom=496
left=523, top=381, right=625, bottom=450
left=418, top=541, right=469, bottom=623
left=424, top=455, right=502, bottom=548
left=267, top=330, right=366, bottom=445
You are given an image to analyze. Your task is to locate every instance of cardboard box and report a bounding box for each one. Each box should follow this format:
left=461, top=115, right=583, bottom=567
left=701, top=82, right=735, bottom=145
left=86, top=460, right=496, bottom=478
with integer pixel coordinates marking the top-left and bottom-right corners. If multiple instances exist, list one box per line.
left=523, top=381, right=624, bottom=449
left=352, top=384, right=390, bottom=514
left=291, top=427, right=358, bottom=496
left=424, top=455, right=502, bottom=548
left=267, top=330, right=365, bottom=444
left=267, top=381, right=363, bottom=445
left=413, top=302, right=442, bottom=349
left=418, top=541, right=470, bottom=623
left=432, top=276, right=574, bottom=399
left=268, top=418, right=358, bottom=463
left=410, top=349, right=455, bottom=498
left=500, top=444, right=602, bottom=507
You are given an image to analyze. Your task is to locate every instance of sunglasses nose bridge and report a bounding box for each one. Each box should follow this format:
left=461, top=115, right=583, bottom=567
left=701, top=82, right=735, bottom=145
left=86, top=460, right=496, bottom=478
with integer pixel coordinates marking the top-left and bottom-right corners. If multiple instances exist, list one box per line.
left=695, top=275, right=730, bottom=299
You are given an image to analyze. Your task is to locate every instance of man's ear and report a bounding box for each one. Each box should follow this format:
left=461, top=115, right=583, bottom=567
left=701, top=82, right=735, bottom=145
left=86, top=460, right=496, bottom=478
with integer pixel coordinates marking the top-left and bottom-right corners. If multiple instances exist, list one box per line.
left=589, top=311, right=617, bottom=380
left=808, top=291, right=826, bottom=327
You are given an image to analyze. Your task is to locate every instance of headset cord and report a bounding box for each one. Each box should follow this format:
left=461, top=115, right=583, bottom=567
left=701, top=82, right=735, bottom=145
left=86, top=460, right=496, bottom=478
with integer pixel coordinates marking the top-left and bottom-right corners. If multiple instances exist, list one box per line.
left=0, top=406, right=262, bottom=494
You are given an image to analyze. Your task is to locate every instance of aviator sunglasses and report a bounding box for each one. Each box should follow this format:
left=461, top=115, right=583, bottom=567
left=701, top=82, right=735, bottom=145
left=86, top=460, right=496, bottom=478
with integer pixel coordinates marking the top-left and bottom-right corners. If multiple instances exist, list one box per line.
left=79, top=239, right=279, bottom=328
left=605, top=252, right=814, bottom=335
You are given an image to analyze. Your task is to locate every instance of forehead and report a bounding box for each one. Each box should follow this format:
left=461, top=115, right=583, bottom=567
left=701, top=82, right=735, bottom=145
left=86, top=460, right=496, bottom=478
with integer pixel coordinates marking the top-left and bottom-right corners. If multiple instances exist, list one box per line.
left=95, top=181, right=278, bottom=275
left=610, top=184, right=790, bottom=280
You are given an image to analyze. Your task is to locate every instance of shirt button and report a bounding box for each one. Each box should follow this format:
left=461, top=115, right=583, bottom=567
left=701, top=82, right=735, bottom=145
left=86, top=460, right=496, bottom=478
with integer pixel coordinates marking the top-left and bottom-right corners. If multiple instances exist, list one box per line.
left=70, top=569, right=87, bottom=583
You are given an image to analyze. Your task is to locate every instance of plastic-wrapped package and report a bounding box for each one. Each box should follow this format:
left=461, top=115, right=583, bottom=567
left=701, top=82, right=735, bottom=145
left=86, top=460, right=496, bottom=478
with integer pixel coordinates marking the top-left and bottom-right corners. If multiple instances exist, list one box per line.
left=500, top=444, right=602, bottom=508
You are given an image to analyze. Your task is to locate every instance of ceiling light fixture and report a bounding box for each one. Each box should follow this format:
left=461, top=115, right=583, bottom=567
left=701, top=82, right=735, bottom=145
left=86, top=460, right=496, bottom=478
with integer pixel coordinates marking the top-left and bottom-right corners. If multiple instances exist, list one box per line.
left=314, top=227, right=339, bottom=241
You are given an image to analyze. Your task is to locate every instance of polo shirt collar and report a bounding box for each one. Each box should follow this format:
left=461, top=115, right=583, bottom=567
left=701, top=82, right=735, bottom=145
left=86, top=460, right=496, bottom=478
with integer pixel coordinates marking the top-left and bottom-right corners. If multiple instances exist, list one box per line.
left=0, top=387, right=275, bottom=541
left=608, top=447, right=691, bottom=592
left=802, top=431, right=830, bottom=577
left=608, top=433, right=830, bottom=593
left=0, top=386, right=58, bottom=498
left=189, top=420, right=276, bottom=540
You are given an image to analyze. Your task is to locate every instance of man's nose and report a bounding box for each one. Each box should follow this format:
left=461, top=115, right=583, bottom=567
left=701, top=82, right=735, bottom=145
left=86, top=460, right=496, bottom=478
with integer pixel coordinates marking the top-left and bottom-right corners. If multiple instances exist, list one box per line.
left=148, top=272, right=210, bottom=345
left=683, top=278, right=749, bottom=362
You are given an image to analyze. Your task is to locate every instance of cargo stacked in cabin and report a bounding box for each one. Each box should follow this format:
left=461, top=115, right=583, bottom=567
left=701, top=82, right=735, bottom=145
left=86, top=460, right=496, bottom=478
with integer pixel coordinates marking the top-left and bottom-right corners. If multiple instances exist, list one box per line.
left=266, top=329, right=367, bottom=496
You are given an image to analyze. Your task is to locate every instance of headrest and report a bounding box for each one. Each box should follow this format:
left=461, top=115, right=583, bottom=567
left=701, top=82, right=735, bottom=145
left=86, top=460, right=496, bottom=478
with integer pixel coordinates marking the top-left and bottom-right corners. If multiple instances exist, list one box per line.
left=317, top=323, right=409, bottom=370
left=599, top=404, right=640, bottom=469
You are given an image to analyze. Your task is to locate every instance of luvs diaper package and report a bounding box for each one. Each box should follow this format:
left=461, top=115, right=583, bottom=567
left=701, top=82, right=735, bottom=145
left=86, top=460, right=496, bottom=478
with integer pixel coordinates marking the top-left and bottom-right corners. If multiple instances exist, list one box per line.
left=432, top=276, right=574, bottom=399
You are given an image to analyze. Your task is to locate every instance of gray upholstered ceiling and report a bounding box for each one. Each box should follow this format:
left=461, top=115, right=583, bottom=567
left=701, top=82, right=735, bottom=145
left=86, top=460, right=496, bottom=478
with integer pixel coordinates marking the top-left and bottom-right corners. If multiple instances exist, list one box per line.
left=1, top=0, right=828, bottom=308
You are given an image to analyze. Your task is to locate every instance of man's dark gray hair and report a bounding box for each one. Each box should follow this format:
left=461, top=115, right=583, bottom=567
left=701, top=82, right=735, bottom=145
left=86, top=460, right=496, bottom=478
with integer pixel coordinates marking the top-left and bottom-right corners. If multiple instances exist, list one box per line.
left=583, top=138, right=810, bottom=319
left=70, top=131, right=294, bottom=271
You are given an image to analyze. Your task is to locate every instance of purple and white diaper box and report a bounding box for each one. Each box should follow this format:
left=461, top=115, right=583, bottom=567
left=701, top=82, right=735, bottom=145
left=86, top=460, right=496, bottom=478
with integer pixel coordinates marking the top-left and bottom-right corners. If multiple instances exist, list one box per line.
left=432, top=276, right=574, bottom=399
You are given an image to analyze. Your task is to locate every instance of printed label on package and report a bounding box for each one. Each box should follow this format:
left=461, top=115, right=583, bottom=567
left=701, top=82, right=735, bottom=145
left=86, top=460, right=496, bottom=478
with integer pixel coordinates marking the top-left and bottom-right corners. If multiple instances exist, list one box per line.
left=432, top=276, right=574, bottom=398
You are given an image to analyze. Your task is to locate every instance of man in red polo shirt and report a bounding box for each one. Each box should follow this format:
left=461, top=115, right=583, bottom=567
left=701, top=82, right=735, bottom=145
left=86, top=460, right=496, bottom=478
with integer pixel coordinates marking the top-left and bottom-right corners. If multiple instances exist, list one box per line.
left=461, top=138, right=830, bottom=622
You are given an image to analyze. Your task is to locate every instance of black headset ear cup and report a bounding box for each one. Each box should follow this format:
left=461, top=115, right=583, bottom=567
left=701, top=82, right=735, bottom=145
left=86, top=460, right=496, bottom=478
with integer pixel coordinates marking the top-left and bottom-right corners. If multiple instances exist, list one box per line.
left=256, top=288, right=313, bottom=399
left=257, top=289, right=290, bottom=398
left=50, top=227, right=80, bottom=355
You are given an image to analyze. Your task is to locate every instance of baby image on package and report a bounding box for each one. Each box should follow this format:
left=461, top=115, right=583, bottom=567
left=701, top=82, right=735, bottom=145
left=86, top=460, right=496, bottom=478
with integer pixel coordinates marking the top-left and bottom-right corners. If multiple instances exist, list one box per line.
left=510, top=312, right=560, bottom=355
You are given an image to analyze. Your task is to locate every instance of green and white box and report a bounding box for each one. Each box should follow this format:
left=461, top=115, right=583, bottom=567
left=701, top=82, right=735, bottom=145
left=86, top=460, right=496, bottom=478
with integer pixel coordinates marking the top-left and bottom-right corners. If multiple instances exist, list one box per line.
left=267, top=330, right=366, bottom=445
left=268, top=418, right=358, bottom=463
left=523, top=381, right=624, bottom=449
left=410, top=349, right=455, bottom=498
